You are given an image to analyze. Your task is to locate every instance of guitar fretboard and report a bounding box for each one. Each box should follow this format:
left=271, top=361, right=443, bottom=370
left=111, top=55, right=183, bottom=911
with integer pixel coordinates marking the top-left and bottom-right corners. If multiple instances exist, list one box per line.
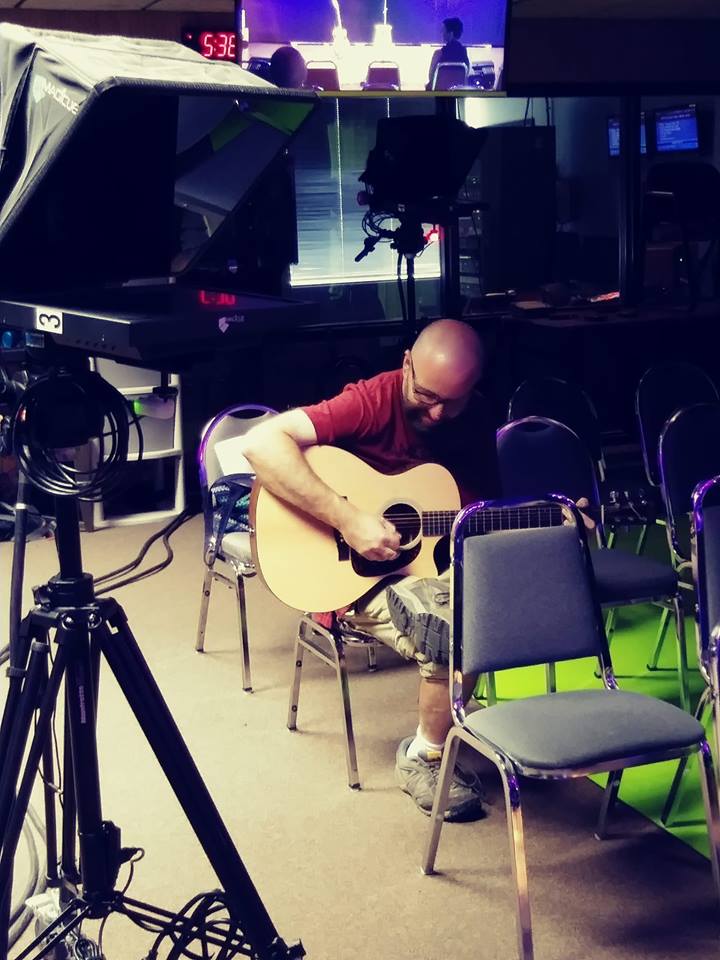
left=418, top=505, right=565, bottom=537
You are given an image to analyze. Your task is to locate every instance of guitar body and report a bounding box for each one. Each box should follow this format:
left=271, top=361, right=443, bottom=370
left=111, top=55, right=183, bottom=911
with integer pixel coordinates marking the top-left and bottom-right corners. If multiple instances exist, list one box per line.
left=250, top=445, right=460, bottom=612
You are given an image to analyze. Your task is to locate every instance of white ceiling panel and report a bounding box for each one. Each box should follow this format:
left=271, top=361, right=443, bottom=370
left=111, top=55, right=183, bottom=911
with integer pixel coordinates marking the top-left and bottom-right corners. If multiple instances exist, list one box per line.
left=149, top=0, right=233, bottom=10
left=5, top=0, right=234, bottom=9
left=19, top=0, right=150, bottom=9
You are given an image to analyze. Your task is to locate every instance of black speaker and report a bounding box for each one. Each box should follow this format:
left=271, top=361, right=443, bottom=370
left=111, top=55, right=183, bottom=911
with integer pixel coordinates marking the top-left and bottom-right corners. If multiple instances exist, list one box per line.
left=461, top=126, right=556, bottom=294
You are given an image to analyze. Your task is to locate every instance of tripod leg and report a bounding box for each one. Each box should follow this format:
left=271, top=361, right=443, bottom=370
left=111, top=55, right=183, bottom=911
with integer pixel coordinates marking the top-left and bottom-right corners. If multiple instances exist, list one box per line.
left=97, top=605, right=282, bottom=954
left=0, top=616, right=34, bottom=785
left=60, top=695, right=79, bottom=886
left=41, top=735, right=60, bottom=887
left=63, top=622, right=117, bottom=899
left=0, top=641, right=66, bottom=957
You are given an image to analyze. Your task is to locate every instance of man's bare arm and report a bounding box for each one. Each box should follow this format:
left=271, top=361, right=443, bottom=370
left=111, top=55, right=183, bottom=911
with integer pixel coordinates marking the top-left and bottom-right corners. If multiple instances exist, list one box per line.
left=241, top=410, right=400, bottom=560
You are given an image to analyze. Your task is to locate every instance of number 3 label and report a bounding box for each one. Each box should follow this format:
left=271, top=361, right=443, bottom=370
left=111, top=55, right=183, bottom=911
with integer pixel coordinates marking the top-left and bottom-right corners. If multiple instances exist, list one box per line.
left=35, top=307, right=63, bottom=335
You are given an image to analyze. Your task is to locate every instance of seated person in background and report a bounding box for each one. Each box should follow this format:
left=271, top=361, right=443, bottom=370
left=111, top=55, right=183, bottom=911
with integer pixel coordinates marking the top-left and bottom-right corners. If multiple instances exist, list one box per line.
left=241, top=319, right=498, bottom=822
left=269, top=45, right=307, bottom=88
left=427, top=17, right=470, bottom=89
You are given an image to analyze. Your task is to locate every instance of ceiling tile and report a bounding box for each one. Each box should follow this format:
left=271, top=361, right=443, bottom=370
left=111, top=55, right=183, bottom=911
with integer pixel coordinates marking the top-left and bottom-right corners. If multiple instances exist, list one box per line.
left=18, top=0, right=149, bottom=9
left=147, top=1, right=234, bottom=11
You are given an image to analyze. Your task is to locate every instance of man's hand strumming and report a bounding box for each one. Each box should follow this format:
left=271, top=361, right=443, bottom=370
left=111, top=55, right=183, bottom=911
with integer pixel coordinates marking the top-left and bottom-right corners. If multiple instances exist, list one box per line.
left=340, top=509, right=401, bottom=561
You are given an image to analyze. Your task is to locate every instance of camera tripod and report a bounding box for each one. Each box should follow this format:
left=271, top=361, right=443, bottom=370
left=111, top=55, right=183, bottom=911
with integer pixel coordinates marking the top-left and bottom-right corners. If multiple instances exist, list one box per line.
left=0, top=372, right=303, bottom=958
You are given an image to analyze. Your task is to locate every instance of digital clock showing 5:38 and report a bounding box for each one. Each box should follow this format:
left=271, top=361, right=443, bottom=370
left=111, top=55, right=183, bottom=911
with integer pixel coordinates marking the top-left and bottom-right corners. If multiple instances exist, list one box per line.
left=181, top=29, right=238, bottom=61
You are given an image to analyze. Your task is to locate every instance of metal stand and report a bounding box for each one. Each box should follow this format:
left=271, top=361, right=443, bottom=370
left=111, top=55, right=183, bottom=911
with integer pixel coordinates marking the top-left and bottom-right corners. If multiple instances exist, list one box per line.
left=0, top=496, right=303, bottom=959
left=618, top=95, right=643, bottom=308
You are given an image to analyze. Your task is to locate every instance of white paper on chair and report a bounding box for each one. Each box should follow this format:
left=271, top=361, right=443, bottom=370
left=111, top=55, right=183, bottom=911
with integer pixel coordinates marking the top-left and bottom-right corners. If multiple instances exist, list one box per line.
left=214, top=436, right=255, bottom=478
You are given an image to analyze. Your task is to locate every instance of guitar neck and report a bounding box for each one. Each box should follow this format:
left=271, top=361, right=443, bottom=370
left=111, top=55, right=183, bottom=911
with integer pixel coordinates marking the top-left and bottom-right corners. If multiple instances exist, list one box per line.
left=421, top=503, right=565, bottom=538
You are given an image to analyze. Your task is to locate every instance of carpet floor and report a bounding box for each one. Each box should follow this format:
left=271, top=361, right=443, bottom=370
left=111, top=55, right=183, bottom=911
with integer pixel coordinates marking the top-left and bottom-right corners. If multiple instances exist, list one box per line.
left=2, top=516, right=718, bottom=960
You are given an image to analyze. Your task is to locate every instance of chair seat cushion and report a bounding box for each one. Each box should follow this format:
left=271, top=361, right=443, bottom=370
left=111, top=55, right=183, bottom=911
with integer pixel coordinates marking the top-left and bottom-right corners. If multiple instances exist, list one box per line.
left=591, top=547, right=677, bottom=603
left=219, top=532, right=253, bottom=566
left=464, top=689, right=703, bottom=771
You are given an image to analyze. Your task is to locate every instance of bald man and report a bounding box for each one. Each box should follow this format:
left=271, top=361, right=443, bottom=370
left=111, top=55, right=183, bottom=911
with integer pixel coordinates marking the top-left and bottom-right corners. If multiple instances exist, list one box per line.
left=241, top=320, right=499, bottom=821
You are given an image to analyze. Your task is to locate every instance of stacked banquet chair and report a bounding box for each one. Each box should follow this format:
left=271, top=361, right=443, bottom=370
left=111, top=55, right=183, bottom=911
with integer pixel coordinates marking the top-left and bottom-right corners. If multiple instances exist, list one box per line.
left=305, top=61, right=340, bottom=91
left=649, top=401, right=720, bottom=763
left=419, top=495, right=720, bottom=960
left=508, top=377, right=606, bottom=481
left=662, top=474, right=720, bottom=826
left=497, top=417, right=691, bottom=710
left=361, top=61, right=401, bottom=91
left=287, top=611, right=381, bottom=790
left=195, top=403, right=276, bottom=692
left=430, top=62, right=469, bottom=90
left=635, top=362, right=718, bottom=556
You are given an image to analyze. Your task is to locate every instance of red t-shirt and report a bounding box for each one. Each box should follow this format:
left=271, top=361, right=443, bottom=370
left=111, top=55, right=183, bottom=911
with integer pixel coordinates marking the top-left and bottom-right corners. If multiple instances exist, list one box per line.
left=301, top=369, right=499, bottom=507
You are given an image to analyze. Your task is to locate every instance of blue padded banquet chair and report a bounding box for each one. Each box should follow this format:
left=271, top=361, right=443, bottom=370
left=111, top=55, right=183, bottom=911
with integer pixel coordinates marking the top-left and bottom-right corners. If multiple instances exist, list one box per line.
left=636, top=364, right=718, bottom=492
left=649, top=402, right=720, bottom=678
left=195, top=403, right=276, bottom=692
left=288, top=614, right=380, bottom=790
left=508, top=376, right=606, bottom=481
left=497, top=417, right=690, bottom=710
left=421, top=496, right=720, bottom=960
left=634, top=363, right=718, bottom=554
left=662, top=471, right=720, bottom=824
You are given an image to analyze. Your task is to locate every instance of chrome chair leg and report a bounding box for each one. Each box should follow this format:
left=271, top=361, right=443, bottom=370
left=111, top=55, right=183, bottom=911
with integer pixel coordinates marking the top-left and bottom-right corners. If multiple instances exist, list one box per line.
left=486, top=671, right=498, bottom=706
left=595, top=769, right=623, bottom=840
left=647, top=606, right=671, bottom=671
left=545, top=662, right=557, bottom=695
left=604, top=607, right=617, bottom=644
left=635, top=524, right=649, bottom=556
left=195, top=567, right=214, bottom=652
left=287, top=623, right=305, bottom=731
left=697, top=740, right=720, bottom=909
left=421, top=727, right=461, bottom=875
left=331, top=633, right=360, bottom=789
left=234, top=572, right=252, bottom=692
left=672, top=596, right=690, bottom=712
left=367, top=643, right=378, bottom=672
left=501, top=763, right=534, bottom=960
left=661, top=687, right=711, bottom=825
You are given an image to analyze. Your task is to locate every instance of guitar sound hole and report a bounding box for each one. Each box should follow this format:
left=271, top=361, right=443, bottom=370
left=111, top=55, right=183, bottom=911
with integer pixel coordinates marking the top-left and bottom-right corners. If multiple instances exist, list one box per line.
left=384, top=502, right=421, bottom=546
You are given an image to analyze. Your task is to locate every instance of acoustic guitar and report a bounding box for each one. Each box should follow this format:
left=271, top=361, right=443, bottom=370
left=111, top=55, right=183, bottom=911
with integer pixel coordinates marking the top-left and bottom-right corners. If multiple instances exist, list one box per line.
left=249, top=445, right=565, bottom=611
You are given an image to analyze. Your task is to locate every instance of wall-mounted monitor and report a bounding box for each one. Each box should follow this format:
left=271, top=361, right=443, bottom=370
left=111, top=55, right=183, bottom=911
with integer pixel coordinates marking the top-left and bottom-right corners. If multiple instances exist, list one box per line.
left=239, top=0, right=509, bottom=92
left=607, top=113, right=647, bottom=158
left=504, top=1, right=720, bottom=95
left=655, top=104, right=700, bottom=153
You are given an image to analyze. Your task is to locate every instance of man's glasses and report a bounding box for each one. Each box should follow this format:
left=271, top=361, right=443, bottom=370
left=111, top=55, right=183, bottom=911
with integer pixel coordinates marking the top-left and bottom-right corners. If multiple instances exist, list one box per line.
left=408, top=355, right=468, bottom=409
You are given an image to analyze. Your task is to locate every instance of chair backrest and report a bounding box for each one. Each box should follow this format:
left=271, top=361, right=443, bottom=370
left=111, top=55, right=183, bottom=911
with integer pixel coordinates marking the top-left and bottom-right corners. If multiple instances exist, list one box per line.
left=468, top=60, right=495, bottom=90
left=305, top=61, right=340, bottom=91
left=636, top=363, right=718, bottom=487
left=431, top=62, right=468, bottom=91
left=692, top=475, right=720, bottom=679
left=659, top=402, right=720, bottom=563
left=452, top=499, right=606, bottom=678
left=198, top=404, right=276, bottom=493
left=245, top=57, right=273, bottom=82
left=497, top=415, right=601, bottom=510
left=363, top=61, right=400, bottom=90
left=508, top=377, right=603, bottom=467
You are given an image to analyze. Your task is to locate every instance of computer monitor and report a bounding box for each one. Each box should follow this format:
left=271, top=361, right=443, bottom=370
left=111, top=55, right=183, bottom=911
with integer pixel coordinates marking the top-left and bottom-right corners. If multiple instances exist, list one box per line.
left=655, top=104, right=700, bottom=153
left=607, top=113, right=647, bottom=157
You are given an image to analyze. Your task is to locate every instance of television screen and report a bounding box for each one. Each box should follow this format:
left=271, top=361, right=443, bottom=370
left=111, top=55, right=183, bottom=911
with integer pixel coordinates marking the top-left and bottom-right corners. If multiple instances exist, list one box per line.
left=607, top=113, right=647, bottom=157
left=655, top=104, right=699, bottom=153
left=242, top=0, right=508, bottom=91
left=505, top=0, right=720, bottom=94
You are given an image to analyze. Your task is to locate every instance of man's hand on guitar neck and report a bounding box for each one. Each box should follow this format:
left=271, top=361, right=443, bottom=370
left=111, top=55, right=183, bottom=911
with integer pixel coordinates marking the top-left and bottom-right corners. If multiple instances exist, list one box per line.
left=576, top=497, right=596, bottom=531
left=340, top=507, right=401, bottom=562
